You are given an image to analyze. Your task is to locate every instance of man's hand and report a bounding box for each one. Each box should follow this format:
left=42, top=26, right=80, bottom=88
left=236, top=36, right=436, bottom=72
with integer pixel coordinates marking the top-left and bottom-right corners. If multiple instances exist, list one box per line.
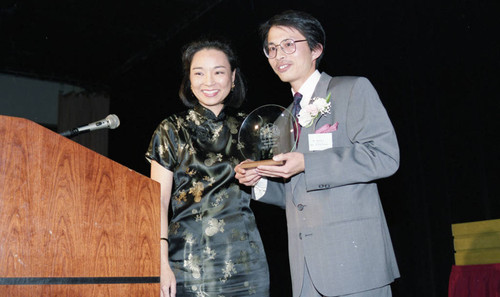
left=256, top=152, right=305, bottom=179
left=235, top=160, right=262, bottom=186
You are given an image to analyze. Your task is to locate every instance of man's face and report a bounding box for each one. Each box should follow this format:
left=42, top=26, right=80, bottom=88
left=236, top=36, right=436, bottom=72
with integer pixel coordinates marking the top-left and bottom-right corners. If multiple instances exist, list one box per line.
left=266, top=25, right=322, bottom=91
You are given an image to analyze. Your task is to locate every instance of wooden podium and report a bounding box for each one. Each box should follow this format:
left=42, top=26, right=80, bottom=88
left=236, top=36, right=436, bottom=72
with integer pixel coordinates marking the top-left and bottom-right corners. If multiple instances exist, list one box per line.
left=0, top=115, right=160, bottom=296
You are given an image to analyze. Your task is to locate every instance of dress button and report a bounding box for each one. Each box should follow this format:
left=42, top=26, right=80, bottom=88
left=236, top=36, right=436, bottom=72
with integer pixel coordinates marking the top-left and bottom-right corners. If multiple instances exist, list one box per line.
left=297, top=204, right=304, bottom=211
left=299, top=233, right=302, bottom=240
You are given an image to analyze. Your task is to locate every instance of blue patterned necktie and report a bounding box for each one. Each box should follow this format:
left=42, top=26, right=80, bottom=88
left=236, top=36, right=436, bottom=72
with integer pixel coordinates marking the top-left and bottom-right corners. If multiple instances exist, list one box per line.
left=292, top=92, right=302, bottom=142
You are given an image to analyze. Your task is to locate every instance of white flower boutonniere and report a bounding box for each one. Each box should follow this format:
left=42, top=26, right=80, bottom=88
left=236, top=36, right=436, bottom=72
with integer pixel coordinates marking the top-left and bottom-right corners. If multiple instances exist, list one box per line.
left=297, top=93, right=332, bottom=127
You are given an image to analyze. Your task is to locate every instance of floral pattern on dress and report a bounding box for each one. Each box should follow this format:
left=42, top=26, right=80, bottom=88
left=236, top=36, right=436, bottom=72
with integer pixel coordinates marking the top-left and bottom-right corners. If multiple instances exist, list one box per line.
left=146, top=104, right=270, bottom=296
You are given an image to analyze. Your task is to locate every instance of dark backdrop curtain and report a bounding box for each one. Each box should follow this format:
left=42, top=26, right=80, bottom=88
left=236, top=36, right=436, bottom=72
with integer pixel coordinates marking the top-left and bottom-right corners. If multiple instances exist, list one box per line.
left=108, top=1, right=500, bottom=296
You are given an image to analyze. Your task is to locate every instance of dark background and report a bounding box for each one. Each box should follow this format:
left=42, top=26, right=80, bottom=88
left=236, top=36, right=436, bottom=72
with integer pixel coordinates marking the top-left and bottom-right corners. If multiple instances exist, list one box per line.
left=2, top=0, right=500, bottom=296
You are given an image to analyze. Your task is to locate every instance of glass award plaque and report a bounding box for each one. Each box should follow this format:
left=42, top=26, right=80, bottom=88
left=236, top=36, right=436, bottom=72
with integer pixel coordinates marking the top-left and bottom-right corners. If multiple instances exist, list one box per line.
left=238, top=104, right=298, bottom=169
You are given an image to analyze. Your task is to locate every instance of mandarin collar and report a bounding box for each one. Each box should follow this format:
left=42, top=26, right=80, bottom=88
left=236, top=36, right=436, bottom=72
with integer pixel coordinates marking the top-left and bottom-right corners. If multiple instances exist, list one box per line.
left=194, top=104, right=226, bottom=122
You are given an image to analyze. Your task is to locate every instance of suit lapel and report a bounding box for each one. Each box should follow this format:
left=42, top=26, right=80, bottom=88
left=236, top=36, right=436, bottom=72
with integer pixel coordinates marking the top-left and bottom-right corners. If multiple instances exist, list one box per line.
left=311, top=72, right=333, bottom=99
left=291, top=73, right=335, bottom=199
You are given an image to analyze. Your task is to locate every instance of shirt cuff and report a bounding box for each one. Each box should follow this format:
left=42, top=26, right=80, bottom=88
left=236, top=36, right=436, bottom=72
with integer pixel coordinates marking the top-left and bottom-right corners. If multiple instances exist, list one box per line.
left=253, top=178, right=268, bottom=200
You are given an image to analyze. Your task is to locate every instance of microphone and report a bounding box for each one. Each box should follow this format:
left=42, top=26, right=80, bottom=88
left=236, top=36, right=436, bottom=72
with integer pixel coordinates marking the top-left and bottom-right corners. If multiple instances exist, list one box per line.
left=60, top=114, right=120, bottom=138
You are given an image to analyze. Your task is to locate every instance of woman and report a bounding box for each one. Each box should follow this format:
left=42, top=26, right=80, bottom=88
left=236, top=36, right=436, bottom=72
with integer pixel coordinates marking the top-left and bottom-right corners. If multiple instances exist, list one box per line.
left=146, top=39, right=270, bottom=297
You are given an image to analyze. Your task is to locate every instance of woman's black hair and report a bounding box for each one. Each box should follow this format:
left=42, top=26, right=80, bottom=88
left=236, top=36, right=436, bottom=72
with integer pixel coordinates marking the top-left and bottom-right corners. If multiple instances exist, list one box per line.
left=179, top=38, right=246, bottom=109
left=259, top=10, right=326, bottom=68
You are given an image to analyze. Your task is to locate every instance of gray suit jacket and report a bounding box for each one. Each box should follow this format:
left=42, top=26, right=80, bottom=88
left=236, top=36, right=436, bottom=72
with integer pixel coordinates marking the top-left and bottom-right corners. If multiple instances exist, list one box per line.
left=258, top=73, right=400, bottom=296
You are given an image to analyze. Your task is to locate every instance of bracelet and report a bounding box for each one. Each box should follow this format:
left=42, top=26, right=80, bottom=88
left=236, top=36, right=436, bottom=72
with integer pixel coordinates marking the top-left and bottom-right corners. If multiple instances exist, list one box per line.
left=160, top=237, right=169, bottom=245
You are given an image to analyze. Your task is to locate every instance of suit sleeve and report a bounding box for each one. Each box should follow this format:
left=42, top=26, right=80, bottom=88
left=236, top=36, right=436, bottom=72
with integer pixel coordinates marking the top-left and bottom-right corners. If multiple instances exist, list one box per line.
left=304, top=77, right=399, bottom=191
left=252, top=178, right=286, bottom=209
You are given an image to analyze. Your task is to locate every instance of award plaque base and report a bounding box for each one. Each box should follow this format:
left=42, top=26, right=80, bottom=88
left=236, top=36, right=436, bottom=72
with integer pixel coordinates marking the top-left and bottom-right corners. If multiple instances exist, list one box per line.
left=240, top=159, right=284, bottom=169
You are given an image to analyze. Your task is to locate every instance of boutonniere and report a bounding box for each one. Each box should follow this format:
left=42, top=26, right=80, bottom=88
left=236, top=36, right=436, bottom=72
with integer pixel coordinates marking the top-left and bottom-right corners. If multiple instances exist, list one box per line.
left=297, top=93, right=332, bottom=127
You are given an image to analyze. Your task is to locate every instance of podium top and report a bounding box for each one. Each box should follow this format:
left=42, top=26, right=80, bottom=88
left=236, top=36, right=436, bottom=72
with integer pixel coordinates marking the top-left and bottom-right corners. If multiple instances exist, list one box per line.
left=0, top=115, right=160, bottom=278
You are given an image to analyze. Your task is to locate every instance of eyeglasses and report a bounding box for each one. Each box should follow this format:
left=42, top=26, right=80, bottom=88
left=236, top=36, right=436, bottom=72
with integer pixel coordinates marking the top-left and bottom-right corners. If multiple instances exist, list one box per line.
left=263, top=39, right=308, bottom=59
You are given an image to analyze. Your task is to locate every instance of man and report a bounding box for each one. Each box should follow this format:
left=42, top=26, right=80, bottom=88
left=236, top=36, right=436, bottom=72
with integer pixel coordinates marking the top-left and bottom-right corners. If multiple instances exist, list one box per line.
left=235, top=10, right=400, bottom=297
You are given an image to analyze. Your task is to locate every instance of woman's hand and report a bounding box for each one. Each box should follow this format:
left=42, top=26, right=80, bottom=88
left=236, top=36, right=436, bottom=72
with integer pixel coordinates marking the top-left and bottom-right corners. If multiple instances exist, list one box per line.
left=160, top=263, right=176, bottom=297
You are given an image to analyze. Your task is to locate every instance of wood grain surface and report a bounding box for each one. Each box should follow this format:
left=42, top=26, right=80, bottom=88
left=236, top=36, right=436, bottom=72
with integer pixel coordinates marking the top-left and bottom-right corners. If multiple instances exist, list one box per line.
left=0, top=115, right=160, bottom=295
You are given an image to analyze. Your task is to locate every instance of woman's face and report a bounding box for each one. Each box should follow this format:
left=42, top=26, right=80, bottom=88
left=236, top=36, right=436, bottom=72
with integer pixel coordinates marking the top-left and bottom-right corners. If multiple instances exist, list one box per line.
left=190, top=48, right=235, bottom=116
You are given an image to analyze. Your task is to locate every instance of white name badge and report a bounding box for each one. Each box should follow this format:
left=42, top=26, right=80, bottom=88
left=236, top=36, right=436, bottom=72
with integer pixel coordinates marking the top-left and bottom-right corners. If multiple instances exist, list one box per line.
left=308, top=133, right=333, bottom=151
